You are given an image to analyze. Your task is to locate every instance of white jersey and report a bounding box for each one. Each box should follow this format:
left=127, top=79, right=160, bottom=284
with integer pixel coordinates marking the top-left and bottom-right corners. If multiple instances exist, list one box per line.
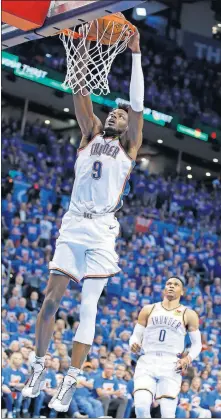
left=142, top=302, right=187, bottom=356
left=69, top=134, right=134, bottom=215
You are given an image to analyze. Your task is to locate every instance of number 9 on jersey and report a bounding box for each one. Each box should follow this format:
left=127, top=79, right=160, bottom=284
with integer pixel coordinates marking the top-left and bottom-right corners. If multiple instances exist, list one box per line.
left=92, top=161, right=103, bottom=180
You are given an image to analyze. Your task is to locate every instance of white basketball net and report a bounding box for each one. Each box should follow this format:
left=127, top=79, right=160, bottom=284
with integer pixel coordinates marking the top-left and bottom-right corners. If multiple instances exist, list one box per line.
left=60, top=20, right=133, bottom=96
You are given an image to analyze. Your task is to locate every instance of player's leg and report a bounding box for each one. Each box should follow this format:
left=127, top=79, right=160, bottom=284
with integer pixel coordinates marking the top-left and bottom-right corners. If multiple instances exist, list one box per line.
left=65, top=223, right=119, bottom=369
left=71, top=277, right=108, bottom=365
left=22, top=273, right=70, bottom=398
left=156, top=365, right=181, bottom=419
left=35, top=273, right=70, bottom=356
left=159, top=397, right=178, bottom=419
left=48, top=217, right=120, bottom=412
left=48, top=277, right=107, bottom=412
left=134, top=390, right=153, bottom=418
left=134, top=356, right=156, bottom=418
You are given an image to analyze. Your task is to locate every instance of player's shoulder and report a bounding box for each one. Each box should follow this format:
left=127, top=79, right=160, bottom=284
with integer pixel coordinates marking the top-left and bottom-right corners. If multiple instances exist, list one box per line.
left=78, top=130, right=103, bottom=151
left=141, top=303, right=156, bottom=315
left=182, top=306, right=199, bottom=325
left=182, top=305, right=198, bottom=317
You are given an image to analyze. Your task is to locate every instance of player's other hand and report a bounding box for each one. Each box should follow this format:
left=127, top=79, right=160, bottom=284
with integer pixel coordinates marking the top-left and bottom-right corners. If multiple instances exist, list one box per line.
left=127, top=27, right=140, bottom=54
left=130, top=342, right=141, bottom=353
left=175, top=356, right=190, bottom=374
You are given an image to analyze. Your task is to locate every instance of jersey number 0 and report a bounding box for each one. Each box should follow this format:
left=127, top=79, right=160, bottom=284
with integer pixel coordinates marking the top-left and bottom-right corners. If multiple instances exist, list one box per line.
left=92, top=161, right=102, bottom=180
left=159, top=329, right=166, bottom=342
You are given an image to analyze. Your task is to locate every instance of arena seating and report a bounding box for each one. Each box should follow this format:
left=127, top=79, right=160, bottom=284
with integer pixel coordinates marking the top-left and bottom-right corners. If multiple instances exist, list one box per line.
left=2, top=120, right=221, bottom=418
left=11, top=30, right=221, bottom=130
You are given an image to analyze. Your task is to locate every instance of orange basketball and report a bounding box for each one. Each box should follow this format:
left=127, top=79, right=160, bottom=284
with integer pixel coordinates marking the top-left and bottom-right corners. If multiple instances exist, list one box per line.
left=87, top=12, right=133, bottom=45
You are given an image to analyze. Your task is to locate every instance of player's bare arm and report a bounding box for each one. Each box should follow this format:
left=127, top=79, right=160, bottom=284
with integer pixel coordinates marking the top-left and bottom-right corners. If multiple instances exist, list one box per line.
left=122, top=28, right=144, bottom=160
left=129, top=304, right=154, bottom=353
left=72, top=40, right=102, bottom=149
left=176, top=308, right=202, bottom=373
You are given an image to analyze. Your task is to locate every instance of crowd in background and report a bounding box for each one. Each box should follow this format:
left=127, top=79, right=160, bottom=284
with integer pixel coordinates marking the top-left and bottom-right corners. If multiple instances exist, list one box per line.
left=2, top=119, right=221, bottom=237
left=1, top=119, right=221, bottom=418
left=109, top=31, right=221, bottom=130
left=10, top=25, right=221, bottom=130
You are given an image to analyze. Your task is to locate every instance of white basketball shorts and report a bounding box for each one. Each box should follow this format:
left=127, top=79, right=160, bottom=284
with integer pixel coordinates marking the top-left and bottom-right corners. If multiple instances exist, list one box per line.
left=49, top=210, right=121, bottom=283
left=134, top=352, right=182, bottom=400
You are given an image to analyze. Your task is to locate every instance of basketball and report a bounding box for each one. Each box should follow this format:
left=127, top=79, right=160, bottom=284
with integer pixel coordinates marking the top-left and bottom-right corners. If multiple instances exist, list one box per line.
left=87, top=12, right=130, bottom=45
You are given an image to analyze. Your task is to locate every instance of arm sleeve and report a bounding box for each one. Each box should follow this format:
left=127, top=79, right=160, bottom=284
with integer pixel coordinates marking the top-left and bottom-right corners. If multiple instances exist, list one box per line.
left=129, top=53, right=144, bottom=112
left=129, top=323, right=145, bottom=347
left=188, top=330, right=202, bottom=361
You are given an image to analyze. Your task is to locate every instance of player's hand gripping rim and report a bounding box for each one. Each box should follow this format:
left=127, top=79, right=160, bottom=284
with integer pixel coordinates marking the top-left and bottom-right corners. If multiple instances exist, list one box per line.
left=127, top=27, right=140, bottom=54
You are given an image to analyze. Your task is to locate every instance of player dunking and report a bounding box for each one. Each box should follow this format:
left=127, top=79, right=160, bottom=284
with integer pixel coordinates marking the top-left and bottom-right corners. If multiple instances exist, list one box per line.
left=130, top=277, right=202, bottom=418
left=22, top=29, right=144, bottom=412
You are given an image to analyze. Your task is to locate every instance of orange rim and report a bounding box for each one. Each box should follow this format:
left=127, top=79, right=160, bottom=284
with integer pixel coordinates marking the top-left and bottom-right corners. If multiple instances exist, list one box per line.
left=59, top=14, right=136, bottom=41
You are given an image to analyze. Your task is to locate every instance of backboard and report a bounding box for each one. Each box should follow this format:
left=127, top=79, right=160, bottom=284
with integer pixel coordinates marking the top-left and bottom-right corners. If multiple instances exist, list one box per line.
left=2, top=0, right=146, bottom=50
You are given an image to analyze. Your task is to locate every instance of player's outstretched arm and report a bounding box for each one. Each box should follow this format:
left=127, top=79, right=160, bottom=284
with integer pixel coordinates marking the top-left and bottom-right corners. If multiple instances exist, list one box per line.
left=73, top=40, right=102, bottom=148
left=176, top=309, right=202, bottom=373
left=124, top=28, right=144, bottom=160
left=129, top=304, right=153, bottom=353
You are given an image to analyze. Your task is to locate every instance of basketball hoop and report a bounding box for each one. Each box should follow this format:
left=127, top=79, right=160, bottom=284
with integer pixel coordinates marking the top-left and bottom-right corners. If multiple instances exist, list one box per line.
left=59, top=13, right=136, bottom=96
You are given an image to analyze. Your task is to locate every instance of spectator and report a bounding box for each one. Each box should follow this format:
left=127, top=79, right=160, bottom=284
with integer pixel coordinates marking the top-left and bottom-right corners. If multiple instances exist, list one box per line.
left=25, top=216, right=41, bottom=243
left=108, top=297, right=121, bottom=316
left=209, top=379, right=221, bottom=418
left=121, top=280, right=139, bottom=313
left=51, top=357, right=60, bottom=374
left=39, top=215, right=53, bottom=247
left=2, top=352, right=30, bottom=418
left=74, top=364, right=104, bottom=418
left=190, top=377, right=212, bottom=418
left=94, top=361, right=127, bottom=418
left=115, top=364, right=133, bottom=418
left=26, top=291, right=40, bottom=312
left=60, top=357, right=71, bottom=375
left=177, top=381, right=198, bottom=418
left=203, top=341, right=216, bottom=360
left=18, top=298, right=30, bottom=322
left=4, top=298, right=20, bottom=323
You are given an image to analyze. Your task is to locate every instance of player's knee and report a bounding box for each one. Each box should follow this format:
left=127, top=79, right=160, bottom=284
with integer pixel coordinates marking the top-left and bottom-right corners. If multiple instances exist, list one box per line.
left=160, top=407, right=176, bottom=418
left=41, top=297, right=60, bottom=320
left=135, top=406, right=150, bottom=418
left=160, top=398, right=177, bottom=418
left=80, top=298, right=97, bottom=320
left=134, top=390, right=152, bottom=418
